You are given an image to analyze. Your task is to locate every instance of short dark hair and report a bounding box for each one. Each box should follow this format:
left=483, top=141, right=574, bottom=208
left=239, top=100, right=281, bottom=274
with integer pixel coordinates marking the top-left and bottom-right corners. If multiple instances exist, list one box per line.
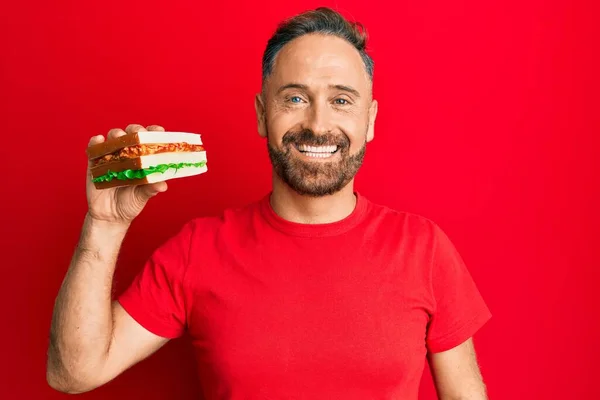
left=261, top=7, right=374, bottom=84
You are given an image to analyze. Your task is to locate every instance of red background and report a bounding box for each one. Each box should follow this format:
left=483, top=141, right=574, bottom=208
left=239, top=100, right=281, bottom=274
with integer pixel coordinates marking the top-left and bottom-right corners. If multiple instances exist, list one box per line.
left=1, top=0, right=598, bottom=399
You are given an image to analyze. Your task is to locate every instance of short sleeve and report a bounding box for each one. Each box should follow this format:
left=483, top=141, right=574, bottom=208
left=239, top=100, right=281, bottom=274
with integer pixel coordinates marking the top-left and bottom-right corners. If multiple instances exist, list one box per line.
left=117, top=221, right=194, bottom=339
left=425, top=225, right=492, bottom=353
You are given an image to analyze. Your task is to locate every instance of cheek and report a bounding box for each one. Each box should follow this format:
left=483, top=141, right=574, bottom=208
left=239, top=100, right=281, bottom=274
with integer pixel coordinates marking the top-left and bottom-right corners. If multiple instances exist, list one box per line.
left=340, top=113, right=369, bottom=150
left=267, top=109, right=301, bottom=143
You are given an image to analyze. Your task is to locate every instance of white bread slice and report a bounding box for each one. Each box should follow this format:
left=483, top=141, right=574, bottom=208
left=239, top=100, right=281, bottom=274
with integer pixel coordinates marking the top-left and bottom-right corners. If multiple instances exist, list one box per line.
left=134, top=131, right=203, bottom=145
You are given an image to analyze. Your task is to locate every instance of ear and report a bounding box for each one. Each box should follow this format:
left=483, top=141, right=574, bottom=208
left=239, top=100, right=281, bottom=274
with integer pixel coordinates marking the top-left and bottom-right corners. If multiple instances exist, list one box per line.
left=366, top=99, right=378, bottom=142
left=255, top=93, right=267, bottom=138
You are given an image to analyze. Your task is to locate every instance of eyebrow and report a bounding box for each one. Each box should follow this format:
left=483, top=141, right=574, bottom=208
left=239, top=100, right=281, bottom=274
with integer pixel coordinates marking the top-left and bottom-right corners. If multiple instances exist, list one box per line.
left=276, top=83, right=309, bottom=95
left=276, top=83, right=361, bottom=98
left=331, top=84, right=361, bottom=98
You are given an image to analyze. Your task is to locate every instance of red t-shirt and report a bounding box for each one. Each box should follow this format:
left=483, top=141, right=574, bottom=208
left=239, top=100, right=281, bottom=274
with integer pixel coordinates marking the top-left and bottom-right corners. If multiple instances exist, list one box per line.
left=119, top=192, right=491, bottom=399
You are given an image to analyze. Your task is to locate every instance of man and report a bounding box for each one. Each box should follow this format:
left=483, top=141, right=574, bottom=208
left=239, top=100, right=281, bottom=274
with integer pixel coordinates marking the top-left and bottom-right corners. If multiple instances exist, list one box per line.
left=47, top=7, right=491, bottom=399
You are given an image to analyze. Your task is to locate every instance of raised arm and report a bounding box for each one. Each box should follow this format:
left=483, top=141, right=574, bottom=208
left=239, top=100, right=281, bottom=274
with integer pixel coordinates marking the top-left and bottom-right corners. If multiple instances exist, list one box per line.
left=46, top=124, right=170, bottom=393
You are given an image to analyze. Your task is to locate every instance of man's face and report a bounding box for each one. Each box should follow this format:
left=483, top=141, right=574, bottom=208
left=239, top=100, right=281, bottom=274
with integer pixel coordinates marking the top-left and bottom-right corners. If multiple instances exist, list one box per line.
left=255, top=33, right=378, bottom=197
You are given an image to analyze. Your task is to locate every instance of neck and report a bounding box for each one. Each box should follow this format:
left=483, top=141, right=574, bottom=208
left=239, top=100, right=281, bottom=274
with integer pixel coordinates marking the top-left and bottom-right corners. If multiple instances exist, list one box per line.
left=269, top=174, right=357, bottom=224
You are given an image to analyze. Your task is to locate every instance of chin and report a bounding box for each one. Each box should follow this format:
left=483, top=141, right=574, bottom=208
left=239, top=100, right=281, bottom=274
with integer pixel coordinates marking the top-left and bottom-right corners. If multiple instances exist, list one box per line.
left=276, top=165, right=357, bottom=197
left=267, top=137, right=366, bottom=197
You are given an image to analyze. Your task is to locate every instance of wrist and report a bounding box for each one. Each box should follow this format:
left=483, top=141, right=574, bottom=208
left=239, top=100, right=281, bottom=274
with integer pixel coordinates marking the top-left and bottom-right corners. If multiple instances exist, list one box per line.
left=71, top=213, right=128, bottom=266
left=84, top=213, right=131, bottom=233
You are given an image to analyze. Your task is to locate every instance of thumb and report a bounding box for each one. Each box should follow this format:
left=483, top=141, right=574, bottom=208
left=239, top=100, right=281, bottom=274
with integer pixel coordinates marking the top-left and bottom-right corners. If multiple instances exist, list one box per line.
left=136, top=181, right=168, bottom=201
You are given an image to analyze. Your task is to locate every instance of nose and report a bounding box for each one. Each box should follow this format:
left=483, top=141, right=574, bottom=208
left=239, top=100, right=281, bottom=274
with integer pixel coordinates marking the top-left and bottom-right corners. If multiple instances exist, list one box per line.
left=302, top=99, right=333, bottom=135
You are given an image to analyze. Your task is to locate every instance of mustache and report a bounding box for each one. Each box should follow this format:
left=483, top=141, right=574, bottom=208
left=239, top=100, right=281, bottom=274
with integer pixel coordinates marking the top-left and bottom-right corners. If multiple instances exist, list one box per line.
left=282, top=129, right=349, bottom=148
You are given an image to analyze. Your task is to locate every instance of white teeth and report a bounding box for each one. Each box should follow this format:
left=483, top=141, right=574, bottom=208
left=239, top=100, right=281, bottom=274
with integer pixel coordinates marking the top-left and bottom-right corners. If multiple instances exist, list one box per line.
left=298, top=144, right=338, bottom=153
left=304, top=152, right=332, bottom=158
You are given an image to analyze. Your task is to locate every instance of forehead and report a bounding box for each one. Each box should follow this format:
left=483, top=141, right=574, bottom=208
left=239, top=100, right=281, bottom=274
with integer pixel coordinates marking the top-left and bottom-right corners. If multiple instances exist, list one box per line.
left=268, top=34, right=370, bottom=93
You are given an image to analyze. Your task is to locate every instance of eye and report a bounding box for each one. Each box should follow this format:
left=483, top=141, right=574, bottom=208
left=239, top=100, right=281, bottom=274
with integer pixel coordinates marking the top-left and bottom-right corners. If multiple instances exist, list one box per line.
left=334, top=98, right=350, bottom=105
left=290, top=96, right=303, bottom=103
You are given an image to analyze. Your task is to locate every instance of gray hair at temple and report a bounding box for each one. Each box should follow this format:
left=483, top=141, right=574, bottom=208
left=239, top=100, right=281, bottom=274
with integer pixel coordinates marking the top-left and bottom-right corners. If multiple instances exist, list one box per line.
left=261, top=7, right=374, bottom=85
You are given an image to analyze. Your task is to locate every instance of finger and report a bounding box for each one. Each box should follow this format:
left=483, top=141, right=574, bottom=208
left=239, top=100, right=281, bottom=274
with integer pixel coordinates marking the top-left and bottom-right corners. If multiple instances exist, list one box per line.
left=146, top=125, right=165, bottom=132
left=87, top=135, right=105, bottom=169
left=86, top=135, right=105, bottom=181
left=107, top=128, right=127, bottom=140
left=88, top=134, right=105, bottom=147
left=125, top=124, right=147, bottom=134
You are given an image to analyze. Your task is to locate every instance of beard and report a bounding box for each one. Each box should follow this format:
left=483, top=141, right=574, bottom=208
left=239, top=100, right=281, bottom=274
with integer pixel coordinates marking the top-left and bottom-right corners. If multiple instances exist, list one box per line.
left=267, top=128, right=367, bottom=197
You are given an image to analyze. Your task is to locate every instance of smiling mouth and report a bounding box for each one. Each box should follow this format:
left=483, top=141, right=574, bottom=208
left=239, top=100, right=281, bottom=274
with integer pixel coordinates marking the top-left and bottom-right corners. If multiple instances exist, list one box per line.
left=294, top=144, right=339, bottom=159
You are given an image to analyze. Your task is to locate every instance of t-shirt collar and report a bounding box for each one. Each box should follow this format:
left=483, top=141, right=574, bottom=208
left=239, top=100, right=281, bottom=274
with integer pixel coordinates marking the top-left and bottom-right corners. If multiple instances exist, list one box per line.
left=259, top=191, right=368, bottom=237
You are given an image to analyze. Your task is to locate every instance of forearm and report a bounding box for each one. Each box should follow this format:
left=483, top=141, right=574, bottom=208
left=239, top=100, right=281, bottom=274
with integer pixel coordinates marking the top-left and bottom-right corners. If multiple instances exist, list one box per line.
left=440, top=394, right=487, bottom=400
left=47, top=213, right=129, bottom=392
left=437, top=382, right=488, bottom=400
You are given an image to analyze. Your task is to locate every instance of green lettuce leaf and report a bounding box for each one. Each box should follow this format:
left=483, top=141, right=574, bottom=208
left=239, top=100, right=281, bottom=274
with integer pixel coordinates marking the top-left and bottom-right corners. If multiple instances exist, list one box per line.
left=92, top=161, right=207, bottom=183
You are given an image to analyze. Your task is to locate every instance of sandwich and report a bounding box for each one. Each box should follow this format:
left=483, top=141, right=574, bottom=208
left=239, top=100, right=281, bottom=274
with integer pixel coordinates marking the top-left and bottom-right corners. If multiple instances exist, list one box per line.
left=87, top=131, right=207, bottom=189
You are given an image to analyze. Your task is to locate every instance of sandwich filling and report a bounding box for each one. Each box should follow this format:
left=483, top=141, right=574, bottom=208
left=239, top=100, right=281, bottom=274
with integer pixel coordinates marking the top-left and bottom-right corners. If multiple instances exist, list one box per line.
left=92, top=161, right=207, bottom=183
left=92, top=143, right=205, bottom=167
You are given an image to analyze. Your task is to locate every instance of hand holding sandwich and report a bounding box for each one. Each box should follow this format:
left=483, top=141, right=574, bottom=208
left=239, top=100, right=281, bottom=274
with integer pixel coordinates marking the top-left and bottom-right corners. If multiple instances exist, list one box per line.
left=47, top=122, right=208, bottom=393
left=86, top=124, right=168, bottom=226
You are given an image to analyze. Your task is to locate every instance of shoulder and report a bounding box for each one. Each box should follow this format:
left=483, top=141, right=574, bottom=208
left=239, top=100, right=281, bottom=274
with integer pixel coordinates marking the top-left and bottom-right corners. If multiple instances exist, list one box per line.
left=179, top=196, right=264, bottom=241
left=359, top=194, right=460, bottom=258
left=361, top=194, right=442, bottom=240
